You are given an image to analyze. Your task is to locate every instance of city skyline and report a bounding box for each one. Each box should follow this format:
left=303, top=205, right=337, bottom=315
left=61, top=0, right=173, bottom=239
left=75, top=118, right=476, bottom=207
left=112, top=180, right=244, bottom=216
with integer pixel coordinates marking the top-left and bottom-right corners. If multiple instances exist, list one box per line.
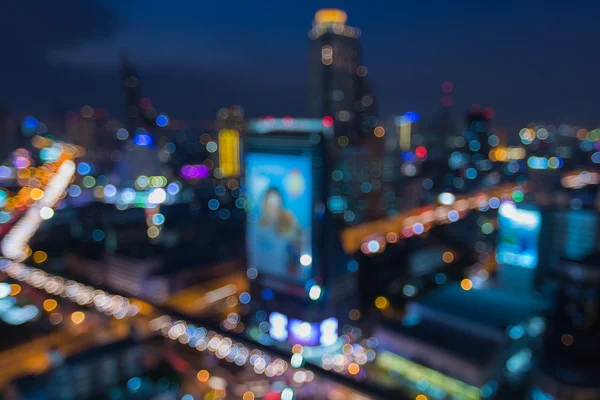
left=2, top=4, right=600, bottom=398
left=2, top=0, right=599, bottom=132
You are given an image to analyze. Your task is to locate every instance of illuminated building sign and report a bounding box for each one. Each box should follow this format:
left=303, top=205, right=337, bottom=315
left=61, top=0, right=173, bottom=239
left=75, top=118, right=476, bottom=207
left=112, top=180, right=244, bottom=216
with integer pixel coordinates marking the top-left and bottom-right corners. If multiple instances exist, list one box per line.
left=133, top=134, right=153, bottom=146
left=180, top=164, right=210, bottom=180
left=496, top=203, right=541, bottom=268
left=269, top=312, right=288, bottom=342
left=218, top=129, right=240, bottom=177
left=319, top=317, right=338, bottom=346
left=489, top=147, right=526, bottom=162
left=246, top=153, right=313, bottom=286
left=327, top=196, right=347, bottom=213
left=309, top=9, right=360, bottom=40
left=397, top=115, right=411, bottom=151
left=268, top=312, right=338, bottom=347
left=288, top=319, right=320, bottom=346
left=395, top=112, right=420, bottom=151
left=314, top=9, right=347, bottom=25
left=247, top=118, right=333, bottom=136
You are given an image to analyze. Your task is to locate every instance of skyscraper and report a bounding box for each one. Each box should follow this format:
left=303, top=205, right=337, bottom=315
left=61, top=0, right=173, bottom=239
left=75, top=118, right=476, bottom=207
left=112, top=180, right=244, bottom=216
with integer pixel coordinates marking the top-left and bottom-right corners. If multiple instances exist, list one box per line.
left=444, top=106, right=495, bottom=193
left=216, top=105, right=244, bottom=178
left=308, top=9, right=377, bottom=143
left=308, top=9, right=384, bottom=223
left=116, top=57, right=169, bottom=186
left=122, top=55, right=142, bottom=137
left=532, top=252, right=600, bottom=400
left=121, top=56, right=162, bottom=136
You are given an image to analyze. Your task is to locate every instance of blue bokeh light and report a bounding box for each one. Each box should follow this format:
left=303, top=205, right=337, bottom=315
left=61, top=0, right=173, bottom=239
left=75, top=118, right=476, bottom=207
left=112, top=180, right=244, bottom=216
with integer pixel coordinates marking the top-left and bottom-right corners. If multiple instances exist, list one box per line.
left=77, top=162, right=91, bottom=175
left=127, top=377, right=142, bottom=392
left=134, top=134, right=153, bottom=146
left=23, top=116, right=39, bottom=130
left=156, top=115, right=169, bottom=127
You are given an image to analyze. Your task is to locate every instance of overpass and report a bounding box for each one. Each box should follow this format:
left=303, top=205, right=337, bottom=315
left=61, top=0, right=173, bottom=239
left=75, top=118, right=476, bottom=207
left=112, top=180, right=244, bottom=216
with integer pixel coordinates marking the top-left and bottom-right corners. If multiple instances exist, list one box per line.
left=341, top=183, right=527, bottom=255
left=341, top=167, right=600, bottom=256
left=0, top=258, right=393, bottom=400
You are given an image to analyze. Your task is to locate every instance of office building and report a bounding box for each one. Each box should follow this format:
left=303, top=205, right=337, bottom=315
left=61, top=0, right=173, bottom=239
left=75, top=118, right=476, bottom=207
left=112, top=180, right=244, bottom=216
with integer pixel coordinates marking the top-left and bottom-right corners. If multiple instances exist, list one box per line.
left=216, top=105, right=244, bottom=178
left=244, top=119, right=356, bottom=350
left=444, top=107, right=494, bottom=193
left=12, top=339, right=145, bottom=400
left=532, top=253, right=600, bottom=400
left=376, top=285, right=542, bottom=400
left=496, top=201, right=600, bottom=293
left=308, top=9, right=377, bottom=143
left=308, top=10, right=386, bottom=223
left=115, top=58, right=172, bottom=187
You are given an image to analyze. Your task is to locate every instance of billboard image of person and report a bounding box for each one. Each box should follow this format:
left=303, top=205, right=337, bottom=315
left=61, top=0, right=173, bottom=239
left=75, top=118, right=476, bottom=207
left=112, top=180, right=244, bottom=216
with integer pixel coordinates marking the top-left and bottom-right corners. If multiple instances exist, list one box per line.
left=246, top=153, right=312, bottom=285
left=496, top=203, right=541, bottom=268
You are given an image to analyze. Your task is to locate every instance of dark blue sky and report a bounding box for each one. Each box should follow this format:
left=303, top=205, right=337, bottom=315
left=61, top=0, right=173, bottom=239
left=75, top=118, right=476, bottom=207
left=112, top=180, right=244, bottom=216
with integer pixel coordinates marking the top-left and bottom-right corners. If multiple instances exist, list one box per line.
left=2, top=0, right=598, bottom=132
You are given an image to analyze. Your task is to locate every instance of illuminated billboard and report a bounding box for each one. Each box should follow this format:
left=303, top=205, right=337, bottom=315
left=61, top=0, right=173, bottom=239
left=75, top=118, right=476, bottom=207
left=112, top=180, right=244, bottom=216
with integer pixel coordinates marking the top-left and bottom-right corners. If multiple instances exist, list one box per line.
left=269, top=312, right=338, bottom=347
left=218, top=129, right=240, bottom=177
left=496, top=203, right=541, bottom=268
left=246, top=153, right=313, bottom=285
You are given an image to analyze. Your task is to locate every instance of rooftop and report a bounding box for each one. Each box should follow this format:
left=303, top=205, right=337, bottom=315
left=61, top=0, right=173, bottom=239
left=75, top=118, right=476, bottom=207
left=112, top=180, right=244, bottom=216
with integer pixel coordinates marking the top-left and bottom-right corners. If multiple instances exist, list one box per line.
left=314, top=9, right=347, bottom=26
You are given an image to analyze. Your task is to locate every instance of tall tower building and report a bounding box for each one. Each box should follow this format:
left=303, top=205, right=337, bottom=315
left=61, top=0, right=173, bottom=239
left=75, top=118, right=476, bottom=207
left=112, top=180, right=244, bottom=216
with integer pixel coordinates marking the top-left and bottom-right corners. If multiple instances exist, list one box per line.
left=121, top=56, right=164, bottom=140
left=216, top=105, right=244, bottom=179
left=308, top=9, right=384, bottom=223
left=532, top=253, right=600, bottom=400
left=122, top=56, right=142, bottom=137
left=445, top=105, right=494, bottom=193
left=116, top=57, right=168, bottom=187
left=308, top=9, right=376, bottom=143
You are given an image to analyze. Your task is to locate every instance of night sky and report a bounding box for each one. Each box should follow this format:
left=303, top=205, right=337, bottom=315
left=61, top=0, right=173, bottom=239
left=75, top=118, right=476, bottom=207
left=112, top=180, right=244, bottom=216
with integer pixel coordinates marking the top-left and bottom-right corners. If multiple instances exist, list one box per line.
left=2, top=0, right=599, bottom=132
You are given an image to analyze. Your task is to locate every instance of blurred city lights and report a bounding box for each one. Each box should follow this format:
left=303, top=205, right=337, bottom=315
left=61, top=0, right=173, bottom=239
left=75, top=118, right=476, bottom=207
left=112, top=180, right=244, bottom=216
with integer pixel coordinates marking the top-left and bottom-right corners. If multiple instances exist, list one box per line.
left=0, top=8, right=597, bottom=400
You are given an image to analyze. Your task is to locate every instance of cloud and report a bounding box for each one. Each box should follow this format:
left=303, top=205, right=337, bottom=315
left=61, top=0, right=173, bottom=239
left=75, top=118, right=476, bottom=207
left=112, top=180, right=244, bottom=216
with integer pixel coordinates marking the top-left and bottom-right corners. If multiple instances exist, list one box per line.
left=47, top=32, right=225, bottom=71
left=0, top=1, right=118, bottom=71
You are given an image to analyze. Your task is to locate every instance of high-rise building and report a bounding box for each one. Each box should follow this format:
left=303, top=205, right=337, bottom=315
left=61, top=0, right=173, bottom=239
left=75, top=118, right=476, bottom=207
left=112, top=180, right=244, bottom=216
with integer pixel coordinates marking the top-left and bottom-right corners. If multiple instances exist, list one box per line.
left=121, top=56, right=162, bottom=136
left=308, top=9, right=385, bottom=223
left=496, top=202, right=600, bottom=294
left=308, top=9, right=377, bottom=143
left=375, top=285, right=541, bottom=400
left=421, top=83, right=458, bottom=193
left=444, top=106, right=495, bottom=193
left=216, top=105, right=244, bottom=178
left=116, top=57, right=170, bottom=187
left=532, top=253, right=600, bottom=400
left=122, top=56, right=143, bottom=137
left=12, top=339, right=146, bottom=400
left=243, top=120, right=355, bottom=350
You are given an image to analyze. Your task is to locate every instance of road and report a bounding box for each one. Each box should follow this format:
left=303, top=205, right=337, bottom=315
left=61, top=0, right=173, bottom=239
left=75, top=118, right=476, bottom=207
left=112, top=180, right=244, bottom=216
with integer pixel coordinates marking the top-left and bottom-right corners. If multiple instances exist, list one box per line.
left=341, top=182, right=526, bottom=254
